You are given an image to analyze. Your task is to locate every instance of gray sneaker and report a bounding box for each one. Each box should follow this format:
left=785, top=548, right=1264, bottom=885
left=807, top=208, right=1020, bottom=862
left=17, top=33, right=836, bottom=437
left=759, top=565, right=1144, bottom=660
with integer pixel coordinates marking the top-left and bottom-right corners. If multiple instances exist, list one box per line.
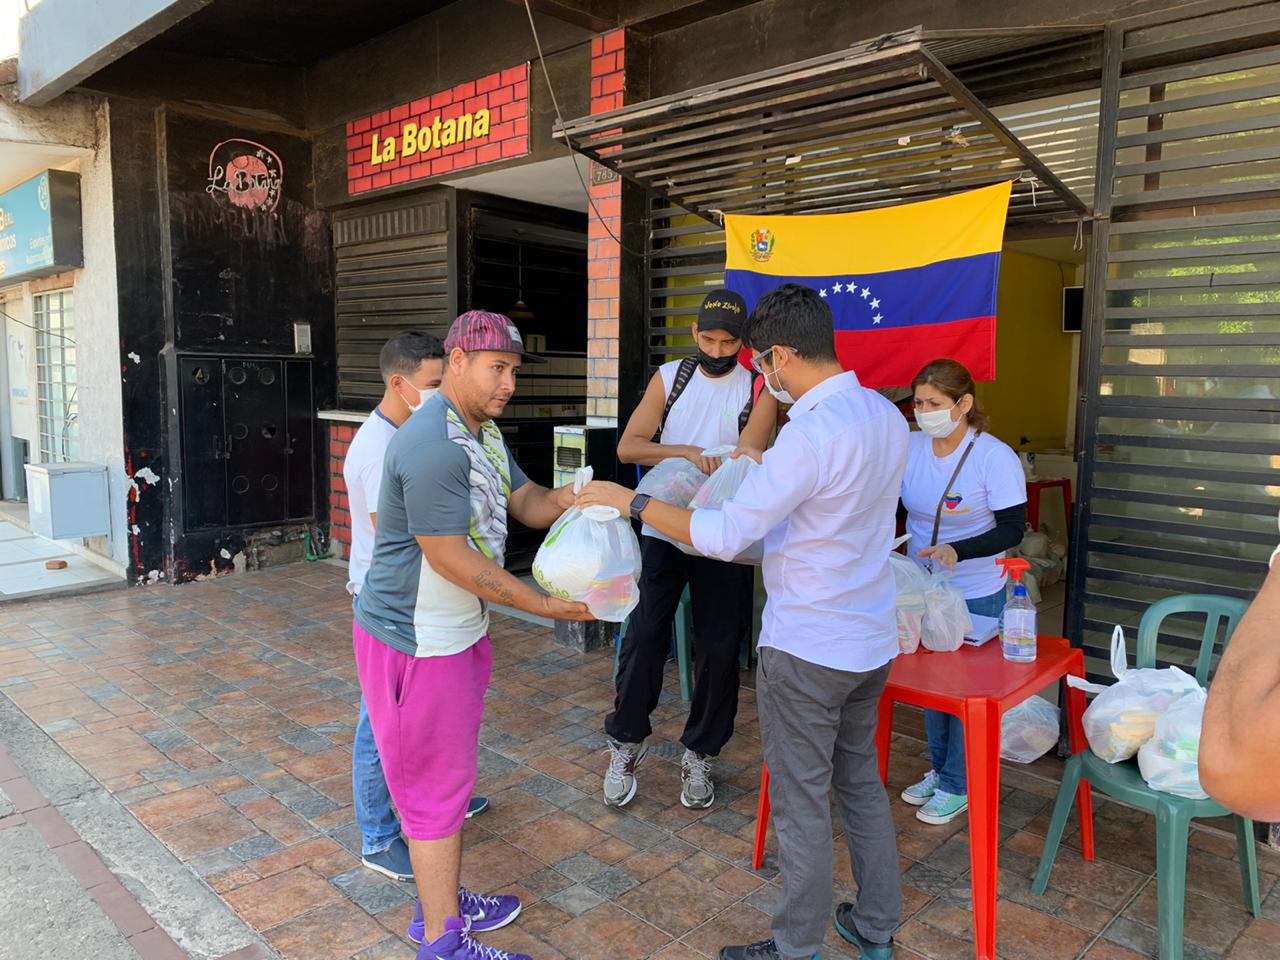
left=603, top=739, right=645, bottom=807
left=680, top=749, right=716, bottom=809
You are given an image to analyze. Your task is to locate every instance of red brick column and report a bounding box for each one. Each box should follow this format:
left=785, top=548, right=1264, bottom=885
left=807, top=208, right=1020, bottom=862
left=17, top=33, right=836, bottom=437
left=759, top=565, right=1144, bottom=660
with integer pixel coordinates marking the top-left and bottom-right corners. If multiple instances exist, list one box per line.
left=327, top=423, right=354, bottom=559
left=586, top=29, right=625, bottom=424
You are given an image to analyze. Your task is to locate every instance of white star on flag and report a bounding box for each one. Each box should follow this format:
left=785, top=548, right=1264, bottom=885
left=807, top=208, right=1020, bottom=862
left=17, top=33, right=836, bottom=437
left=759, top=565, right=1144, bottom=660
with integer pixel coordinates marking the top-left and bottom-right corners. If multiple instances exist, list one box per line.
left=870, top=298, right=880, bottom=309
left=873, top=314, right=883, bottom=325
left=861, top=288, right=871, bottom=299
left=833, top=281, right=844, bottom=293
left=819, top=289, right=828, bottom=298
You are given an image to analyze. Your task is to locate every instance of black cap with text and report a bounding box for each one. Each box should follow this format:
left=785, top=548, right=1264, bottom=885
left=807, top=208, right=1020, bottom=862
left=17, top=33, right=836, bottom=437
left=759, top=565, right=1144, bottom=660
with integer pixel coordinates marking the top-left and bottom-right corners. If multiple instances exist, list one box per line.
left=696, top=289, right=748, bottom=339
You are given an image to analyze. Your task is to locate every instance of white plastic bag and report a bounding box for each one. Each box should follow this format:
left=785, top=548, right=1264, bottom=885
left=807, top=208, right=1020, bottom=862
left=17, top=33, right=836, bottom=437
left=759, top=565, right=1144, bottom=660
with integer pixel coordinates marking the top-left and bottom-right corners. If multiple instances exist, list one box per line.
left=678, top=453, right=764, bottom=564
left=1000, top=697, right=1061, bottom=763
left=532, top=468, right=641, bottom=622
left=1067, top=626, right=1202, bottom=763
left=636, top=457, right=707, bottom=508
left=688, top=454, right=754, bottom=510
left=890, top=553, right=928, bottom=654
left=1137, top=687, right=1208, bottom=799
left=920, top=574, right=972, bottom=652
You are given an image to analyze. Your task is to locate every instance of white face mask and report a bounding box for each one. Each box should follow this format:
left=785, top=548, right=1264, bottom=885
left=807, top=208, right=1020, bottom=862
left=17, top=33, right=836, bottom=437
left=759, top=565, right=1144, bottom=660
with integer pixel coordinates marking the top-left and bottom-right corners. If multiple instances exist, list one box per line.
left=400, top=383, right=437, bottom=414
left=763, top=348, right=795, bottom=405
left=916, top=402, right=961, bottom=438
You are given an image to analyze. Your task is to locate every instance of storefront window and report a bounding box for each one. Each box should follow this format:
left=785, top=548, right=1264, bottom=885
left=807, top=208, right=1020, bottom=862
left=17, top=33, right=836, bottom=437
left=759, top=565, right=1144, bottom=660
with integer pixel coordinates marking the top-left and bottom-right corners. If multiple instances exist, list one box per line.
left=34, top=291, right=78, bottom=462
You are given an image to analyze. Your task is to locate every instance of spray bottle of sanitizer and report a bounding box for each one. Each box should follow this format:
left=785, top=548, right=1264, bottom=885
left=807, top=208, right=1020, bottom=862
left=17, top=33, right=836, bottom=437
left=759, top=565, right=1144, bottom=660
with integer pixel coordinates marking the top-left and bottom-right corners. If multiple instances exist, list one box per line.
left=995, top=557, right=1036, bottom=663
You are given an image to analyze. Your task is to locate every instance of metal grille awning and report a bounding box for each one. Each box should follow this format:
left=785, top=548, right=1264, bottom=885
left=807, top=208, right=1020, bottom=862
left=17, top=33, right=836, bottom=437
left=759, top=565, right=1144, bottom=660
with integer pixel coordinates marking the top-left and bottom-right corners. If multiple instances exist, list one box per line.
left=557, top=27, right=1095, bottom=225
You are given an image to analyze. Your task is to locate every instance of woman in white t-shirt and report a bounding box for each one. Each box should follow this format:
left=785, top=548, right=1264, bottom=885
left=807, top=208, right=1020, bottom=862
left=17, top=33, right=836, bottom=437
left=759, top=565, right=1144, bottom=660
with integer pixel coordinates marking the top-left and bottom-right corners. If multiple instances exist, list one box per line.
left=898, top=358, right=1028, bottom=826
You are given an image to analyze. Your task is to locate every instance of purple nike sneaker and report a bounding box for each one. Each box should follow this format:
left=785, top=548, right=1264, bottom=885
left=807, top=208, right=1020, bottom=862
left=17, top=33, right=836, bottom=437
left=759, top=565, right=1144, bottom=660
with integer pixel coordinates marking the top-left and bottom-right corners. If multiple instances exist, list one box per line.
left=409, top=889, right=522, bottom=943
left=414, top=917, right=530, bottom=960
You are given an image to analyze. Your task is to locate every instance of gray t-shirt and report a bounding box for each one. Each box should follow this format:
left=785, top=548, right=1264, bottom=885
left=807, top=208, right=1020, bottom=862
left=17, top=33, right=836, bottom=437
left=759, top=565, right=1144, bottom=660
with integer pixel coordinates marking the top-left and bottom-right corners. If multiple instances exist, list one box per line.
left=355, top=393, right=528, bottom=657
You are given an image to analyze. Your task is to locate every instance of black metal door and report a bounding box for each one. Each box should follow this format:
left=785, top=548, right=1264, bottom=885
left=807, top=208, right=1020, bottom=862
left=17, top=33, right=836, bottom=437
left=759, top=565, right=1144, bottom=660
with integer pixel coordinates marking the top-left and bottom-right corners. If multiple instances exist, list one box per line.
left=178, top=357, right=227, bottom=530
left=223, top=358, right=287, bottom=526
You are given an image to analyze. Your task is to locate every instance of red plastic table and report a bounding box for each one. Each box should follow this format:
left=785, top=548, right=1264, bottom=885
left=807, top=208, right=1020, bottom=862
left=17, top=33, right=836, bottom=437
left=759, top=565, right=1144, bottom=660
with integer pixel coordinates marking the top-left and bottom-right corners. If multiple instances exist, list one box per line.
left=1026, top=477, right=1073, bottom=537
left=752, top=636, right=1095, bottom=960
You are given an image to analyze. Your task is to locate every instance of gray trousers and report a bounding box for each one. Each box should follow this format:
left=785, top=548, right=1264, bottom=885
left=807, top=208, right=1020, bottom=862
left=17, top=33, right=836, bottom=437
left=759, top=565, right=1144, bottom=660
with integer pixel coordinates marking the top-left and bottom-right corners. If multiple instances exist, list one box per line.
left=757, top=647, right=902, bottom=959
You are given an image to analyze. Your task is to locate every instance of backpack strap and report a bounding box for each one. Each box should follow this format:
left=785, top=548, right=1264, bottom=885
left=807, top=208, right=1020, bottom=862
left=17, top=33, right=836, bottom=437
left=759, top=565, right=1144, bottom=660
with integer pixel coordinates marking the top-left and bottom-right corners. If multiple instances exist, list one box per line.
left=651, top=357, right=700, bottom=443
left=737, top=373, right=762, bottom=434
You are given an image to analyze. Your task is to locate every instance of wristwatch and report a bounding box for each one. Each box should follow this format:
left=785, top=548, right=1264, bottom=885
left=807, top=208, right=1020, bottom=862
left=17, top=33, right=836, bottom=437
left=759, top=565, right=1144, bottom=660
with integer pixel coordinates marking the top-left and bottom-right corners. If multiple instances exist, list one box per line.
left=630, top=493, right=652, bottom=522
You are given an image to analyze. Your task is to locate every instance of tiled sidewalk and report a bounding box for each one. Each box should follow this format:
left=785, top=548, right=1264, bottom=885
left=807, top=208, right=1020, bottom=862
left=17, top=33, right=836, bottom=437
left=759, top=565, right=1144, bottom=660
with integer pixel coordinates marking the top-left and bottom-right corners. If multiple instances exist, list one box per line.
left=0, top=564, right=1276, bottom=960
left=0, top=743, right=269, bottom=960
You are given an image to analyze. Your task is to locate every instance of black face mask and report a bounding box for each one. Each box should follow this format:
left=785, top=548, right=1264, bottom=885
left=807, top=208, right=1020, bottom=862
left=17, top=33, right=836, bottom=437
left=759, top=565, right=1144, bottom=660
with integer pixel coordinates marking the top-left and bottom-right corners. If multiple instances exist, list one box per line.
left=696, top=349, right=739, bottom=377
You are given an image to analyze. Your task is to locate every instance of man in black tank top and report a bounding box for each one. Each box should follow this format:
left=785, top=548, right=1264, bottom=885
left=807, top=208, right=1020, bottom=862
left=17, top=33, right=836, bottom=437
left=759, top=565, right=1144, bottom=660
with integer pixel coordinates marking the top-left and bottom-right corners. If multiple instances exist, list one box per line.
left=602, top=290, right=777, bottom=810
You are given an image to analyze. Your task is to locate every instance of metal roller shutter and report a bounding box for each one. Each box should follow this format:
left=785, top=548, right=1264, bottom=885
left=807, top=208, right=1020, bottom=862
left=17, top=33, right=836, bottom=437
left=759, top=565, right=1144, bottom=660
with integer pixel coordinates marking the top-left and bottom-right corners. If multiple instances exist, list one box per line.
left=333, top=189, right=455, bottom=408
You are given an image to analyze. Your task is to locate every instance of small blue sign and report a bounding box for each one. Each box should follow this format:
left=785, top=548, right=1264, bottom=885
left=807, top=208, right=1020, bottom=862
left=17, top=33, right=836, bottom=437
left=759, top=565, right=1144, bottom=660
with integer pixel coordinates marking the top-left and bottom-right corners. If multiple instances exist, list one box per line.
left=0, top=170, right=82, bottom=283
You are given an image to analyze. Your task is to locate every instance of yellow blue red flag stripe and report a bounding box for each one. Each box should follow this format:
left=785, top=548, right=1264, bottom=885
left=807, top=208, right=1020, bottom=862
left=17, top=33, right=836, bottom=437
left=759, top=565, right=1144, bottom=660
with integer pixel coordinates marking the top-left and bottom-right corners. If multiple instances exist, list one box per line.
left=724, top=182, right=1012, bottom=387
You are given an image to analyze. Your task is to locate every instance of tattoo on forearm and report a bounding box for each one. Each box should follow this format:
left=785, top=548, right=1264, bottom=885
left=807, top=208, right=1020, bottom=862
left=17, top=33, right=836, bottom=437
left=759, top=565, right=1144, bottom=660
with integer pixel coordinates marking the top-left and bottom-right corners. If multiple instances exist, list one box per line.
left=473, top=569, right=517, bottom=607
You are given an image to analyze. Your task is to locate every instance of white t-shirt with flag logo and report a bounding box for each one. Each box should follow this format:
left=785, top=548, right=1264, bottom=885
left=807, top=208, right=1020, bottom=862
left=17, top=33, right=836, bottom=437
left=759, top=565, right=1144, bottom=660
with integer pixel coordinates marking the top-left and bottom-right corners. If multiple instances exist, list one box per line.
left=901, top=428, right=1026, bottom=599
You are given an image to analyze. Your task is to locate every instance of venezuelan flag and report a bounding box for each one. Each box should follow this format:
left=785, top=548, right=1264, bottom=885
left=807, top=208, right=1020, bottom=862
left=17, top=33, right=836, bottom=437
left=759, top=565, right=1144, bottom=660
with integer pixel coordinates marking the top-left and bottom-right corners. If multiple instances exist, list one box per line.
left=724, top=182, right=1011, bottom=388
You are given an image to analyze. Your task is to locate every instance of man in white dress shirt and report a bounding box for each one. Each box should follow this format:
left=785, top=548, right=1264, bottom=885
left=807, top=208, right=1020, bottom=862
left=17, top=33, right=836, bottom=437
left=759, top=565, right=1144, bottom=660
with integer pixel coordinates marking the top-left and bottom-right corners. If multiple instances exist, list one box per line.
left=579, top=283, right=908, bottom=960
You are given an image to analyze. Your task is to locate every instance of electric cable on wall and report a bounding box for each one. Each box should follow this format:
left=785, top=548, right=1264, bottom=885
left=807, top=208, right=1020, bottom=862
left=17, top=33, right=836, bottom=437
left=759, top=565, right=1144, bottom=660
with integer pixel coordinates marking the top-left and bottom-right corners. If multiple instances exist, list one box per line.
left=521, top=0, right=650, bottom=260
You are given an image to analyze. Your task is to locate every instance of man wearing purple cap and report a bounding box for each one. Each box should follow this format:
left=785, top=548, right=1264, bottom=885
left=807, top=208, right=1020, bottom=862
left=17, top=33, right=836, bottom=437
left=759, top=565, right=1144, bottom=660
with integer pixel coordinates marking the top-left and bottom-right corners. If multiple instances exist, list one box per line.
left=354, top=310, right=591, bottom=960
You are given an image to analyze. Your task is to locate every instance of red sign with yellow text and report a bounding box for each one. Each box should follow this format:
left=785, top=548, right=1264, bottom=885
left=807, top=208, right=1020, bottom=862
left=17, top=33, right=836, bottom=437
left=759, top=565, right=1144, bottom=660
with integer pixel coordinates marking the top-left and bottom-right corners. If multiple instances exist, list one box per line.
left=346, top=64, right=529, bottom=195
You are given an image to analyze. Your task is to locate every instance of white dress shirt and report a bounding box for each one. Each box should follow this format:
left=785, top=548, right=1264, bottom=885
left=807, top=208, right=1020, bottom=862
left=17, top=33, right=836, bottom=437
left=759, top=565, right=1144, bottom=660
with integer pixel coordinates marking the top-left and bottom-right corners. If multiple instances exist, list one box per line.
left=689, top=370, right=909, bottom=672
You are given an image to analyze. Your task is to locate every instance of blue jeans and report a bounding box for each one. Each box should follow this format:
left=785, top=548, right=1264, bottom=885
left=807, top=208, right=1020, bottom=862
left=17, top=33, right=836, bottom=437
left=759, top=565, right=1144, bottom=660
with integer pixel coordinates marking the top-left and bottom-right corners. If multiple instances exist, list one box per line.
left=925, top=587, right=1007, bottom=796
left=353, top=697, right=402, bottom=855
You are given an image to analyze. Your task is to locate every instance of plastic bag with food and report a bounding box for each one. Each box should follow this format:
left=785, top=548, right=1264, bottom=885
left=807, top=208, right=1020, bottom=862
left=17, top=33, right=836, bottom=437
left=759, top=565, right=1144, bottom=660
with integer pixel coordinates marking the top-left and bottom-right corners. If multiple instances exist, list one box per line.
left=636, top=457, right=707, bottom=508
left=920, top=573, right=973, bottom=652
left=532, top=468, right=642, bottom=622
left=1137, top=687, right=1208, bottom=799
left=1000, top=696, right=1061, bottom=764
left=1067, top=626, right=1203, bottom=763
left=677, top=453, right=764, bottom=565
left=890, top=552, right=928, bottom=654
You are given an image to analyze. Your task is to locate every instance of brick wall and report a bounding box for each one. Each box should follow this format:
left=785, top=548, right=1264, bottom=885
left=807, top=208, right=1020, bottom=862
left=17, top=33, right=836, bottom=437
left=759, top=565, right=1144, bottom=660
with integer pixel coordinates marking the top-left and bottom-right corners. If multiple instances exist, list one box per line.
left=346, top=64, right=530, bottom=195
left=327, top=422, right=354, bottom=559
left=586, top=29, right=625, bottom=424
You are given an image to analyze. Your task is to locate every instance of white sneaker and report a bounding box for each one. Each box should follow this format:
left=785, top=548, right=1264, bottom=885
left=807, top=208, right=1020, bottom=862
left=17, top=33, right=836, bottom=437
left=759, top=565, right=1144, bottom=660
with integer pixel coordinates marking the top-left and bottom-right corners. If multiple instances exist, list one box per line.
left=901, top=770, right=939, bottom=807
left=680, top=750, right=716, bottom=809
left=603, top=739, right=645, bottom=807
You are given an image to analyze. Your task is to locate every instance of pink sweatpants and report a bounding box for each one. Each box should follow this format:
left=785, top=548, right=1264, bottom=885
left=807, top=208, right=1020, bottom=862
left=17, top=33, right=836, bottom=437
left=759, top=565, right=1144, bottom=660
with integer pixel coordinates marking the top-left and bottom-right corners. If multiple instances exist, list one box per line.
left=353, top=623, right=492, bottom=841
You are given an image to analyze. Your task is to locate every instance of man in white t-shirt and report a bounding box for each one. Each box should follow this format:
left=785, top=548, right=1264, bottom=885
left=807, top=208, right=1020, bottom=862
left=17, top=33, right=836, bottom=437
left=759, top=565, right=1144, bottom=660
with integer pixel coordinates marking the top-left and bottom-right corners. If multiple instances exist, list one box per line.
left=343, top=331, right=486, bottom=883
left=603, top=290, right=777, bottom=811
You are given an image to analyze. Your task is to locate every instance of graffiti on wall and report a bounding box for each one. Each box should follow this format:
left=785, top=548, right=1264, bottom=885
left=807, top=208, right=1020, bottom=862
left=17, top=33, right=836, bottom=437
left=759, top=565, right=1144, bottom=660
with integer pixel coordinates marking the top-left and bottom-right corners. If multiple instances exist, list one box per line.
left=206, top=139, right=283, bottom=213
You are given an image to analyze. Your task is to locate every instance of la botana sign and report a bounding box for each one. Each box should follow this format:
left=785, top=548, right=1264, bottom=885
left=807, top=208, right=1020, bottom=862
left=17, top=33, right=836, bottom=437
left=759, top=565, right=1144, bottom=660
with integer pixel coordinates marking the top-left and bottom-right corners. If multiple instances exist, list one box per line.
left=346, top=64, right=530, bottom=195
left=0, top=170, right=83, bottom=282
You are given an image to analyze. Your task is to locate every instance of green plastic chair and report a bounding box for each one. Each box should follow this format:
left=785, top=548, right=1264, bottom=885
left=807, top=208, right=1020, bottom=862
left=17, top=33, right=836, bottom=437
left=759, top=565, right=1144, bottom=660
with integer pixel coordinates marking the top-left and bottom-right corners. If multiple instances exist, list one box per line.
left=1033, top=594, right=1261, bottom=959
left=613, top=586, right=694, bottom=701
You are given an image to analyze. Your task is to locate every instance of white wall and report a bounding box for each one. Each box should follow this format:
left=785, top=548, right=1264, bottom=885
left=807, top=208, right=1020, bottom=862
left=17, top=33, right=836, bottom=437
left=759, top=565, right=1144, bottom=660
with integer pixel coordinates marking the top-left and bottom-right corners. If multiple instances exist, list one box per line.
left=0, top=0, right=19, bottom=61
left=0, top=88, right=127, bottom=574
left=66, top=100, right=126, bottom=571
